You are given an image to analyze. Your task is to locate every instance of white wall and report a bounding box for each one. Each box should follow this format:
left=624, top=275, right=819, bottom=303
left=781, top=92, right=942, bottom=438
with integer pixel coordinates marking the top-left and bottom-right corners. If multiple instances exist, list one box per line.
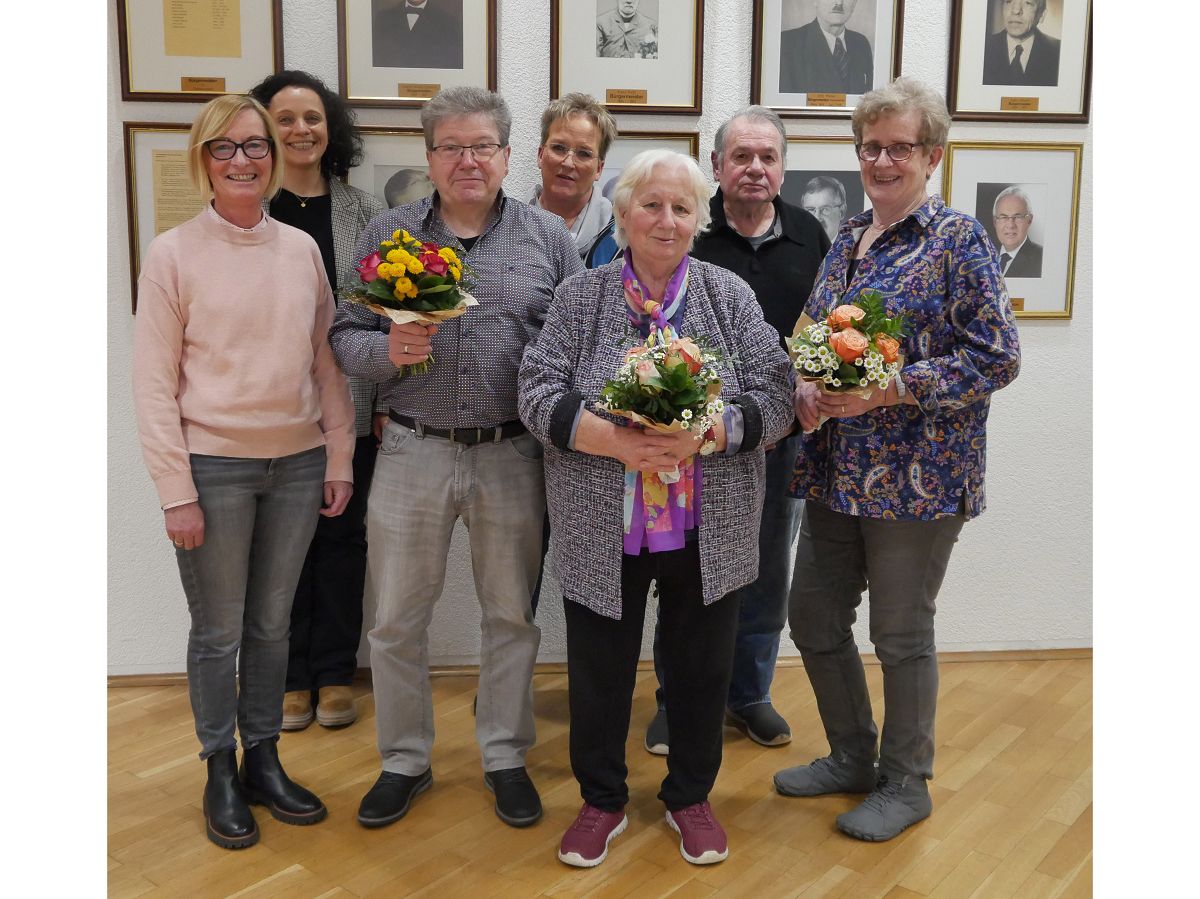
left=108, top=0, right=1092, bottom=675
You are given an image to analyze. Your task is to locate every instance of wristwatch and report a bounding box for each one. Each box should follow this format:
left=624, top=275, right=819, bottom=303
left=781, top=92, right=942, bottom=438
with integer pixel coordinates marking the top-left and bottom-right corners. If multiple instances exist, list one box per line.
left=698, top=425, right=718, bottom=456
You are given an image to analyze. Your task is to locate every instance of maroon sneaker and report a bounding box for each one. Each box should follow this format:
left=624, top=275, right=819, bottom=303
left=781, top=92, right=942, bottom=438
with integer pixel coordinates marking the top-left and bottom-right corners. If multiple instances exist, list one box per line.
left=557, top=803, right=627, bottom=867
left=665, top=801, right=729, bottom=864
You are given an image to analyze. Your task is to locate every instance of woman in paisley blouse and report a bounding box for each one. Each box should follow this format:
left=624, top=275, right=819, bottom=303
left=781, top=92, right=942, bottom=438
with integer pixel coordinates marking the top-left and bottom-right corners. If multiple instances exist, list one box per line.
left=773, top=78, right=1021, bottom=842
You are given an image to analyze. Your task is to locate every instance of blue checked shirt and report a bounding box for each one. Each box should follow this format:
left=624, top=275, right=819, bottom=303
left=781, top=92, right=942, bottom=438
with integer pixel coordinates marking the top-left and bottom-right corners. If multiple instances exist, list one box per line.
left=329, top=191, right=584, bottom=429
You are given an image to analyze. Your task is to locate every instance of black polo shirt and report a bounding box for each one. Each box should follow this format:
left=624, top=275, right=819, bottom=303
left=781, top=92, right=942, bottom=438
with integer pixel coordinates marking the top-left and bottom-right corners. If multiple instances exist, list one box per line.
left=692, top=189, right=831, bottom=347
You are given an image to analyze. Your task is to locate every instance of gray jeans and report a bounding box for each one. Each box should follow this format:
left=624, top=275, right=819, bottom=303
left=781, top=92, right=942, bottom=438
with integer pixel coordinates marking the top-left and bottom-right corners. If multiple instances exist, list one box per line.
left=787, top=501, right=964, bottom=781
left=176, top=448, right=325, bottom=759
left=367, top=419, right=544, bottom=774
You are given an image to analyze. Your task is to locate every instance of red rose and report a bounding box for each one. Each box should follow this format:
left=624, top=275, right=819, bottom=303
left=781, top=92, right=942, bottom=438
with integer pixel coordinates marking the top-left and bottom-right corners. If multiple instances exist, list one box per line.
left=356, top=251, right=383, bottom=283
left=420, top=251, right=449, bottom=276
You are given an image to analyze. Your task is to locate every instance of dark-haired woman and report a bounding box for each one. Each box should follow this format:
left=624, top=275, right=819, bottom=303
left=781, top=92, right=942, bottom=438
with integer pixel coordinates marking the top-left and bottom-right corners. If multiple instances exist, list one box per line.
left=249, top=70, right=386, bottom=732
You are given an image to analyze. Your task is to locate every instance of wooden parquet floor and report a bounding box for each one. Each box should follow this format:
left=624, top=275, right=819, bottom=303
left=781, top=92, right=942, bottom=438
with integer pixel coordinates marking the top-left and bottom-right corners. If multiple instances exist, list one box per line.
left=108, top=658, right=1092, bottom=898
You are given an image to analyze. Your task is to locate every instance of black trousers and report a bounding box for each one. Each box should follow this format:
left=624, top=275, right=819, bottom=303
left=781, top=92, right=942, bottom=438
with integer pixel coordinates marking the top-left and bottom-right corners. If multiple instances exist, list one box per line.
left=285, top=434, right=378, bottom=692
left=564, top=540, right=741, bottom=811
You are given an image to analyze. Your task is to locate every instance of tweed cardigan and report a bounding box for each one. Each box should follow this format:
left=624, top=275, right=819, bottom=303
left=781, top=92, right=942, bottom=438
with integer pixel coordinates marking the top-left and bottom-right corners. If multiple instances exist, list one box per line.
left=266, top=179, right=385, bottom=436
left=518, top=258, right=795, bottom=620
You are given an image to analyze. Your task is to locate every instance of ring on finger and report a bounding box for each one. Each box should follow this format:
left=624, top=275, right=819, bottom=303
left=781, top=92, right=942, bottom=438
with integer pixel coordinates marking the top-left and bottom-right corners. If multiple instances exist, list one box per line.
left=173, top=538, right=185, bottom=547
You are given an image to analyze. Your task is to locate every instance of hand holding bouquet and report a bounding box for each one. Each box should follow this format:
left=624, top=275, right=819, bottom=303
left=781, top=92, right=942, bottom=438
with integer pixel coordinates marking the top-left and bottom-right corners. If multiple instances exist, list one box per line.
left=598, top=328, right=724, bottom=481
left=786, top=290, right=908, bottom=433
left=341, top=229, right=477, bottom=374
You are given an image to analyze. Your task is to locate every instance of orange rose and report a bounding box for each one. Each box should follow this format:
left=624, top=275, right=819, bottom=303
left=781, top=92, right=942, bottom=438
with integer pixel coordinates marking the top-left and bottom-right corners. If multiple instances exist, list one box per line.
left=829, top=328, right=869, bottom=363
left=827, top=304, right=866, bottom=331
left=875, top=334, right=900, bottom=364
left=624, top=345, right=648, bottom=363
left=665, top=336, right=703, bottom=374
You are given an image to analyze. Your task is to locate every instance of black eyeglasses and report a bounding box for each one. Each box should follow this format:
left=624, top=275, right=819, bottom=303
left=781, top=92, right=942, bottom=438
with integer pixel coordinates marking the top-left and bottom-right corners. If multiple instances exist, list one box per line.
left=204, top=137, right=274, bottom=160
left=430, top=142, right=504, bottom=161
left=855, top=142, right=924, bottom=163
left=543, top=143, right=599, bottom=164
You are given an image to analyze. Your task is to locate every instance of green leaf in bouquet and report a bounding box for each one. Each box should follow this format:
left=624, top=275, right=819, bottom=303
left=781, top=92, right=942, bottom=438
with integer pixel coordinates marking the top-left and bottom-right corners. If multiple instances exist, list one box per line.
left=366, top=279, right=400, bottom=304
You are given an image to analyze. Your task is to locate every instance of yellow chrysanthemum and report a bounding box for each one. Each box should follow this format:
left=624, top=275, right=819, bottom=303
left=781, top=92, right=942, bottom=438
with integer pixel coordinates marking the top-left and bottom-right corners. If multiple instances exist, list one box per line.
left=375, top=262, right=390, bottom=279
left=392, top=229, right=404, bottom=242
left=381, top=240, right=395, bottom=248
left=407, top=257, right=424, bottom=275
left=449, top=265, right=462, bottom=281
left=386, top=249, right=403, bottom=264
left=400, top=229, right=413, bottom=243
left=438, top=247, right=459, bottom=264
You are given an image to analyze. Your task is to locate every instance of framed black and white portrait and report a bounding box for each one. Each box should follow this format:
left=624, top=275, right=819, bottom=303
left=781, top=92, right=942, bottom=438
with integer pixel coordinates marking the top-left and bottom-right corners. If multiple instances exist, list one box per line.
left=752, top=0, right=904, bottom=118
left=117, top=0, right=283, bottom=102
left=943, top=141, right=1083, bottom=319
left=346, top=127, right=433, bottom=209
left=595, top=132, right=700, bottom=201
left=123, top=122, right=206, bottom=312
left=948, top=0, right=1092, bottom=122
left=337, top=0, right=497, bottom=107
left=551, top=1, right=704, bottom=115
left=779, top=137, right=868, bottom=244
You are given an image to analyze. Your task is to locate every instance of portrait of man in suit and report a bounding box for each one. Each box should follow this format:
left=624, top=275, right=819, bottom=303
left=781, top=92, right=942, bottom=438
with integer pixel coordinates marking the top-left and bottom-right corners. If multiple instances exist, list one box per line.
left=981, top=0, right=1061, bottom=87
left=799, top=175, right=848, bottom=243
left=991, top=186, right=1043, bottom=279
left=779, top=0, right=874, bottom=96
left=371, top=0, right=464, bottom=70
left=596, top=0, right=659, bottom=59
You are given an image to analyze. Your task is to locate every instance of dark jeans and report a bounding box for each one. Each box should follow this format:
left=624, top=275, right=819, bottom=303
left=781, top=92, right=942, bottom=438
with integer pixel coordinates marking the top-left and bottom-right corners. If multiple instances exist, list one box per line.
left=176, top=448, right=325, bottom=759
left=653, top=432, right=802, bottom=712
left=286, top=434, right=378, bottom=692
left=564, top=541, right=741, bottom=812
left=787, top=501, right=965, bottom=781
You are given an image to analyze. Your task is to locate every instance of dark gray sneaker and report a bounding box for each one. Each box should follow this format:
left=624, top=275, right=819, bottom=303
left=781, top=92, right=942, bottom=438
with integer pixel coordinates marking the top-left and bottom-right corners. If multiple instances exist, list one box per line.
left=836, top=775, right=932, bottom=841
left=773, top=753, right=877, bottom=797
left=725, top=703, right=791, bottom=746
left=644, top=709, right=669, bottom=756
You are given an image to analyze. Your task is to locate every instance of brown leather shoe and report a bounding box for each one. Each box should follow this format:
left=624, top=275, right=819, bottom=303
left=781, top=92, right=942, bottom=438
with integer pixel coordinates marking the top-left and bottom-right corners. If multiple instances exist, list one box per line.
left=282, top=690, right=314, bottom=731
left=316, top=685, right=357, bottom=728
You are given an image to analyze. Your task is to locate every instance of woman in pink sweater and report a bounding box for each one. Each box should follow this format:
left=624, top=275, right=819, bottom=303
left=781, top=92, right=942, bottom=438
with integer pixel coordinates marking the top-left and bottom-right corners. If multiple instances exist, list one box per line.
left=133, top=94, right=355, bottom=851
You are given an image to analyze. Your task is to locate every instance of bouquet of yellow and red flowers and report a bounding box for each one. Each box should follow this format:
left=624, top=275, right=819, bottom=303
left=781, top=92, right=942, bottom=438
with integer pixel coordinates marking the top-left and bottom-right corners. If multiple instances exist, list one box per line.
left=786, top=290, right=908, bottom=432
left=341, top=229, right=477, bottom=373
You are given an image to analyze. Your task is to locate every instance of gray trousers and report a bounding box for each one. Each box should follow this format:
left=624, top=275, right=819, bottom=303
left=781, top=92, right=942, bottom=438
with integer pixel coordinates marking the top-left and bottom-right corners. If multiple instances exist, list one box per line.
left=366, top=419, right=544, bottom=775
left=787, top=501, right=964, bottom=781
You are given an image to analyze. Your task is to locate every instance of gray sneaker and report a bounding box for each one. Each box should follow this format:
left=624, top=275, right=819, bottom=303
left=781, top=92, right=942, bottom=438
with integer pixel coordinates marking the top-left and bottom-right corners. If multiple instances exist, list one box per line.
left=773, top=753, right=877, bottom=797
left=644, top=709, right=669, bottom=756
left=836, top=775, right=931, bottom=842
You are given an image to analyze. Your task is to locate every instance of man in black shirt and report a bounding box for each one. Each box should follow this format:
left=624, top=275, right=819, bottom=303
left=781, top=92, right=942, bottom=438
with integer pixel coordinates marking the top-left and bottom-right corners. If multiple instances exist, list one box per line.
left=644, top=106, right=830, bottom=755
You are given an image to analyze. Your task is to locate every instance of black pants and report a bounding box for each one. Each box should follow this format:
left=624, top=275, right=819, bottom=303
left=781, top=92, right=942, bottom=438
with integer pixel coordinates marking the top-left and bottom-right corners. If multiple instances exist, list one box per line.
left=285, top=433, right=378, bottom=692
left=564, top=541, right=741, bottom=811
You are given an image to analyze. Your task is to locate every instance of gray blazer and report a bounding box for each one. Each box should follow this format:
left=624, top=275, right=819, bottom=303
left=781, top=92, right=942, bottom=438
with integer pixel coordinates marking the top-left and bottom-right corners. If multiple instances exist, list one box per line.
left=267, top=179, right=386, bottom=436
left=518, top=259, right=795, bottom=619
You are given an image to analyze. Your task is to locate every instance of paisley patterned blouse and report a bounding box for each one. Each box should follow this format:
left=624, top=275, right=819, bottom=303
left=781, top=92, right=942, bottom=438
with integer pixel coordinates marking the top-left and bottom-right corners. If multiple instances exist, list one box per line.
left=790, top=195, right=1021, bottom=521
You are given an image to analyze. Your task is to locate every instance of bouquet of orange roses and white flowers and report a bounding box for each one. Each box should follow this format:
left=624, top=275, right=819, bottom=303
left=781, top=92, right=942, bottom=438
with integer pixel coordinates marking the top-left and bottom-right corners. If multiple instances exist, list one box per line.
left=341, top=228, right=477, bottom=374
left=786, top=290, right=908, bottom=433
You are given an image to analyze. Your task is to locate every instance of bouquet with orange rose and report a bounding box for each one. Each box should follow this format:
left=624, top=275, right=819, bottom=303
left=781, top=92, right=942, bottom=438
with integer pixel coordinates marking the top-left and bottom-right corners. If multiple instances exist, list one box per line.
left=786, top=290, right=908, bottom=433
left=598, top=328, right=724, bottom=481
left=340, top=229, right=477, bottom=374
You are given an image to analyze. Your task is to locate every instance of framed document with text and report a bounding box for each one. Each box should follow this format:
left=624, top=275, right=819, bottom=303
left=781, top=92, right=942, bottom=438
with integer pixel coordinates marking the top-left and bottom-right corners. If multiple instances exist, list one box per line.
left=753, top=0, right=904, bottom=118
left=780, top=137, right=869, bottom=245
left=595, top=131, right=701, bottom=198
left=117, top=0, right=283, bottom=102
left=943, top=141, right=1083, bottom=319
left=123, top=122, right=206, bottom=313
left=337, top=0, right=497, bottom=108
left=948, top=0, right=1092, bottom=122
left=552, top=1, right=704, bottom=115
left=347, top=127, right=433, bottom=209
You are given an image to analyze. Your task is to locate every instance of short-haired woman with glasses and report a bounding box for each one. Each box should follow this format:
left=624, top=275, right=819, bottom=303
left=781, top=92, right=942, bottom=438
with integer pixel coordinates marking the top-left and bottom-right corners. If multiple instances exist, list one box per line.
left=132, top=94, right=355, bottom=850
left=773, top=77, right=1021, bottom=842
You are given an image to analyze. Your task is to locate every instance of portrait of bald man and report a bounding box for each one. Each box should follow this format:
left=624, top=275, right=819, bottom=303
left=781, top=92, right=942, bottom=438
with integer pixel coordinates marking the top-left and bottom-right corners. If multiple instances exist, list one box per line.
left=989, top=185, right=1043, bottom=279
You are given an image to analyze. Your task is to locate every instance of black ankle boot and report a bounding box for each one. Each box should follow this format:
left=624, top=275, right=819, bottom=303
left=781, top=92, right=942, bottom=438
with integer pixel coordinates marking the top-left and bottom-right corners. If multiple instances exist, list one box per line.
left=240, top=738, right=327, bottom=825
left=204, top=749, right=258, bottom=849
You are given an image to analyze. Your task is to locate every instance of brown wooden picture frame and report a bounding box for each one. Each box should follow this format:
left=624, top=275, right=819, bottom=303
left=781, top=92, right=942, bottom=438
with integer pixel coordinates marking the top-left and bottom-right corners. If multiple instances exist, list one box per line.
left=751, top=0, right=904, bottom=119
left=551, top=1, right=705, bottom=116
left=337, top=0, right=498, bottom=108
left=947, top=0, right=1092, bottom=123
left=116, top=0, right=284, bottom=103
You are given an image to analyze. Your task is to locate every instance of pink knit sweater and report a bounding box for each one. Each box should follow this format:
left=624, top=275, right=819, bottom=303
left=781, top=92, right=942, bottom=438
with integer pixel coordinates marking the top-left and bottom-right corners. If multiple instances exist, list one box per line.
left=133, top=209, right=355, bottom=508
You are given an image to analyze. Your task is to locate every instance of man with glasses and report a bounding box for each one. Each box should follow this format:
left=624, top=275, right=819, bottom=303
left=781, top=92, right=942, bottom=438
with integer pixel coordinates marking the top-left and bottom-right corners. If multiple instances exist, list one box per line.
left=330, top=86, right=583, bottom=832
left=991, top=186, right=1042, bottom=278
left=982, top=0, right=1061, bottom=87
left=529, top=94, right=618, bottom=260
left=642, top=106, right=830, bottom=757
left=800, top=175, right=849, bottom=244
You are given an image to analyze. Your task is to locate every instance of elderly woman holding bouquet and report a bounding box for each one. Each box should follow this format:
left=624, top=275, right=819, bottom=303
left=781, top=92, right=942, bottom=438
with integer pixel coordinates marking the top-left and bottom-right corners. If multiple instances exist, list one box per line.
left=773, top=77, right=1021, bottom=842
left=133, top=94, right=354, bottom=850
left=519, top=150, right=793, bottom=868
